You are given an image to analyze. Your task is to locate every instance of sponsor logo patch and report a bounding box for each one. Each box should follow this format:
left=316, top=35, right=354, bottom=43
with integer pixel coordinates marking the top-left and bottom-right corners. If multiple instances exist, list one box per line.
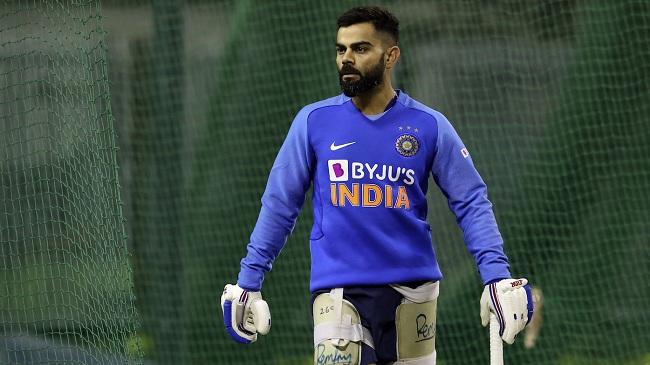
left=328, top=160, right=348, bottom=181
left=326, top=159, right=415, bottom=209
left=330, top=141, right=356, bottom=151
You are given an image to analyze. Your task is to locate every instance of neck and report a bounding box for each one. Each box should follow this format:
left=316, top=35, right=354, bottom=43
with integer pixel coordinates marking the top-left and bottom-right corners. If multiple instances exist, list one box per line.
left=351, top=80, right=396, bottom=115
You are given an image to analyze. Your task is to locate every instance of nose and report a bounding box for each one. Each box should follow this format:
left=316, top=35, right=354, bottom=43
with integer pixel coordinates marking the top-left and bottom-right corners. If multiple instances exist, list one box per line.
left=341, top=48, right=354, bottom=65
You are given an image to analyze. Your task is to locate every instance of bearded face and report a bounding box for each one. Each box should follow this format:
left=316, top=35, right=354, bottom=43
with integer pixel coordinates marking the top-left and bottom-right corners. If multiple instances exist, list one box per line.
left=338, top=55, right=385, bottom=97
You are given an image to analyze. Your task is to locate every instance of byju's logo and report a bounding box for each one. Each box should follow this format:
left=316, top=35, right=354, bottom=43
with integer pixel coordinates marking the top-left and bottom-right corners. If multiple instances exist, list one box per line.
left=328, top=160, right=348, bottom=181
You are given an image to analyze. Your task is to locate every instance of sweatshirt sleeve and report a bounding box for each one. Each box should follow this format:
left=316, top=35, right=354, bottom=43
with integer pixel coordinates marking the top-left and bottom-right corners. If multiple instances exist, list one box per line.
left=430, top=112, right=511, bottom=284
left=237, top=107, right=314, bottom=291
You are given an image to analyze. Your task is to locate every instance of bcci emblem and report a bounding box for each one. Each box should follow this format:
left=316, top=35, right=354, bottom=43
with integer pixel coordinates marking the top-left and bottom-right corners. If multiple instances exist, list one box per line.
left=395, top=134, right=419, bottom=157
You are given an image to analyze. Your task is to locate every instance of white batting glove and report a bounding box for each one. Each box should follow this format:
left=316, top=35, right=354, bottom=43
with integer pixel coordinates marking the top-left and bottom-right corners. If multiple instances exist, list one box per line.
left=480, top=278, right=533, bottom=344
left=220, top=284, right=271, bottom=344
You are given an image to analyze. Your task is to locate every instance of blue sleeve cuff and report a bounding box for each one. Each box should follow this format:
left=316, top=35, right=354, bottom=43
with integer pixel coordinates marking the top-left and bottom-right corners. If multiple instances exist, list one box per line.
left=480, top=266, right=512, bottom=286
left=237, top=272, right=262, bottom=292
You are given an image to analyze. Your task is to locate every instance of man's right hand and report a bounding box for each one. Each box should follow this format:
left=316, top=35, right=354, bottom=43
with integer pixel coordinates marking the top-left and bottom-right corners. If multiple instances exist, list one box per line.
left=220, top=284, right=271, bottom=343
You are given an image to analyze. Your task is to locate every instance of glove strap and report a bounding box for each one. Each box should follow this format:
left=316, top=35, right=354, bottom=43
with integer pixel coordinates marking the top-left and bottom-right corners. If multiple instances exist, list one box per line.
left=524, top=284, right=534, bottom=325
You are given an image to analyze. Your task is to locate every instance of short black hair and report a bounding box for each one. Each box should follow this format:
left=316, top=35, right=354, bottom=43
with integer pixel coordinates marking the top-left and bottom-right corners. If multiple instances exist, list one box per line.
left=337, top=6, right=399, bottom=44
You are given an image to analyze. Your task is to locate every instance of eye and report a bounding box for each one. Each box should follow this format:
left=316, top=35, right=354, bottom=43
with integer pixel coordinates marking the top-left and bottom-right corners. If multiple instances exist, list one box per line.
left=355, top=46, right=367, bottom=53
left=336, top=47, right=345, bottom=55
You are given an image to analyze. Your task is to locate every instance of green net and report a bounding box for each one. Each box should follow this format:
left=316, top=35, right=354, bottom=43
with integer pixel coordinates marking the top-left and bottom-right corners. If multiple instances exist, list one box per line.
left=0, top=1, right=140, bottom=364
left=3, top=0, right=649, bottom=364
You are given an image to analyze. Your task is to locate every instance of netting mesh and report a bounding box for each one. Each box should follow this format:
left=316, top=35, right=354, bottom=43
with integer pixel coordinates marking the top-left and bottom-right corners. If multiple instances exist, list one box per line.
left=0, top=0, right=139, bottom=364
left=2, top=0, right=649, bottom=364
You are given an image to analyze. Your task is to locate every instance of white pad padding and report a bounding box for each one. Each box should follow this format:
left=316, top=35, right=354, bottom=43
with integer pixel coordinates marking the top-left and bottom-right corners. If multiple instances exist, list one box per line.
left=393, top=281, right=439, bottom=364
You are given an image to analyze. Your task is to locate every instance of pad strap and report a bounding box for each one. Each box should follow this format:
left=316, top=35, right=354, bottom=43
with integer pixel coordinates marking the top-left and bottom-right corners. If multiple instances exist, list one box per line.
left=331, top=288, right=343, bottom=326
left=391, top=281, right=439, bottom=303
left=313, top=288, right=375, bottom=349
left=313, top=323, right=374, bottom=349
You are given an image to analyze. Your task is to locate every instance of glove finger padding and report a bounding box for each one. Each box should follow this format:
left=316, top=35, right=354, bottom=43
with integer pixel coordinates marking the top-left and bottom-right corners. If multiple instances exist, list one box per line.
left=221, top=284, right=271, bottom=343
left=250, top=299, right=271, bottom=335
left=481, top=278, right=534, bottom=345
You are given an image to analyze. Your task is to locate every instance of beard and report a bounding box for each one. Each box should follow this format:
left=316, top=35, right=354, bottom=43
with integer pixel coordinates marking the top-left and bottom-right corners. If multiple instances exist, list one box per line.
left=338, top=57, right=385, bottom=97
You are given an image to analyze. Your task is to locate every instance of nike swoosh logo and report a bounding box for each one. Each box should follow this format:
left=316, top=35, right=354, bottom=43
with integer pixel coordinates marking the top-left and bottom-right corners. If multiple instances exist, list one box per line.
left=330, top=141, right=356, bottom=151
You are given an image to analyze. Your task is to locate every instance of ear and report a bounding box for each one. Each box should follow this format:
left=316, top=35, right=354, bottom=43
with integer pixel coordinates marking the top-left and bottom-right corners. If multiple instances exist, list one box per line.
left=385, top=45, right=400, bottom=70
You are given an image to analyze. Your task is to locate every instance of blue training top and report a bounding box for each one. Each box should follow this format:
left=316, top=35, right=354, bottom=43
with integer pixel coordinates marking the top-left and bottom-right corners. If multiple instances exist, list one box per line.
left=237, top=91, right=511, bottom=293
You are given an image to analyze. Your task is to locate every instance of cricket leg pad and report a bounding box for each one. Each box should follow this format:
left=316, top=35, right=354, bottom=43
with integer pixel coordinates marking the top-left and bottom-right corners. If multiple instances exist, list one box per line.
left=313, top=288, right=373, bottom=365
left=393, top=282, right=439, bottom=365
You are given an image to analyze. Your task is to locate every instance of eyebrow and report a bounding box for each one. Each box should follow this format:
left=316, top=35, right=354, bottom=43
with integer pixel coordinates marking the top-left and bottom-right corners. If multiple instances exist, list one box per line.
left=336, top=41, right=374, bottom=48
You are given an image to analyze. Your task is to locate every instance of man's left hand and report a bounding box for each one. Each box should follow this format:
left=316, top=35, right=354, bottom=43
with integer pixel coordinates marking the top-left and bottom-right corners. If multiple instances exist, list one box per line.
left=480, top=278, right=534, bottom=344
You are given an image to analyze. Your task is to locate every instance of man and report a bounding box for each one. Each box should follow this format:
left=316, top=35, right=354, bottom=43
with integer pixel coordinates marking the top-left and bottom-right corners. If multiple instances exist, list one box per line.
left=221, top=6, right=533, bottom=365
